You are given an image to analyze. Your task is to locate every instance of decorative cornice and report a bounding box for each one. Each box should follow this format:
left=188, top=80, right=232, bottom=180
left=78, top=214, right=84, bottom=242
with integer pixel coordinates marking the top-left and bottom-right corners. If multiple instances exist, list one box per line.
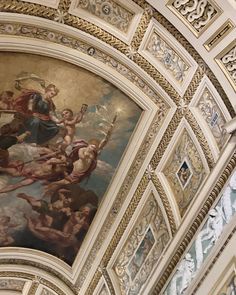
left=0, top=1, right=235, bottom=294
left=153, top=152, right=236, bottom=294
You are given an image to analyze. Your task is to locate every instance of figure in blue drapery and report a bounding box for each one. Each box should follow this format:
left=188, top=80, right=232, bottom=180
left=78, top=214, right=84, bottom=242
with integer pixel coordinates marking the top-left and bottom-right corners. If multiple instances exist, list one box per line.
left=14, top=84, right=59, bottom=145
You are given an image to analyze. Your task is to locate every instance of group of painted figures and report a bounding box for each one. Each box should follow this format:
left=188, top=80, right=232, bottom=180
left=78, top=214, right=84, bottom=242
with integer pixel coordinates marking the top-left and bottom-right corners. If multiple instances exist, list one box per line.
left=0, top=74, right=116, bottom=262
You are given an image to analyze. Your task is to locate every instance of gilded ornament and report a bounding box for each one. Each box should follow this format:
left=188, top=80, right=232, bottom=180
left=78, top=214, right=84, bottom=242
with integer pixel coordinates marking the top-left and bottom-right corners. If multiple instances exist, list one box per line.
left=204, top=20, right=235, bottom=51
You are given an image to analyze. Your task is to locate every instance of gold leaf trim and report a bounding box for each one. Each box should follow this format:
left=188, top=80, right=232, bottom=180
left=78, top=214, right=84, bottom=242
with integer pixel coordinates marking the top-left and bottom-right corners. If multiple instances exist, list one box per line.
left=204, top=20, right=235, bottom=51
left=183, top=67, right=205, bottom=103
left=28, top=282, right=39, bottom=295
left=0, top=0, right=55, bottom=19
left=152, top=174, right=177, bottom=235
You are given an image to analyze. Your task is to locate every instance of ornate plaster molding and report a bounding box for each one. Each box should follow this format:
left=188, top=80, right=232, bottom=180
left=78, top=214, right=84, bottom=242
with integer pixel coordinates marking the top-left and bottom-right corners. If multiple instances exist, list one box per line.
left=204, top=20, right=235, bottom=52
left=166, top=0, right=222, bottom=37
left=69, top=0, right=143, bottom=44
left=215, top=40, right=236, bottom=92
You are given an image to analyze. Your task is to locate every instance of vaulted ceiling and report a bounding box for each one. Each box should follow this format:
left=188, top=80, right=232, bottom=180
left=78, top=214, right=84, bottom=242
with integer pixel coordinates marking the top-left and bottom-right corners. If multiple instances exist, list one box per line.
left=0, top=1, right=235, bottom=295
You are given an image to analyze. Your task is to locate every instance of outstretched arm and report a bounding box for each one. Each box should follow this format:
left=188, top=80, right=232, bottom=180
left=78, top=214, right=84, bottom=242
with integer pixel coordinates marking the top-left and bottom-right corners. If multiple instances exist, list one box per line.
left=74, top=104, right=88, bottom=125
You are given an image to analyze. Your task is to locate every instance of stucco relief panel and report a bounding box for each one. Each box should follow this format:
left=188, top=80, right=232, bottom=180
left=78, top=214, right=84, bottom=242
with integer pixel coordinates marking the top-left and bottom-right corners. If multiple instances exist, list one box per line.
left=139, top=19, right=197, bottom=95
left=167, top=0, right=222, bottom=37
left=162, top=128, right=207, bottom=217
left=215, top=41, right=236, bottom=91
left=113, top=193, right=170, bottom=295
left=189, top=76, right=231, bottom=161
left=69, top=0, right=143, bottom=44
left=164, top=170, right=236, bottom=295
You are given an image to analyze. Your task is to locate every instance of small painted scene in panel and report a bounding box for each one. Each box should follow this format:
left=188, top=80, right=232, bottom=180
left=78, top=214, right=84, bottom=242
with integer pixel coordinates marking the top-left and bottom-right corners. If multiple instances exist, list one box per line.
left=128, top=227, right=155, bottom=280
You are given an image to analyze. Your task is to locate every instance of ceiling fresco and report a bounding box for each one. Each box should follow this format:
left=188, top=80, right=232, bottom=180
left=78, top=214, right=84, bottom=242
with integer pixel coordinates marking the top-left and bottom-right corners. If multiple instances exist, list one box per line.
left=0, top=52, right=142, bottom=265
left=0, top=0, right=235, bottom=295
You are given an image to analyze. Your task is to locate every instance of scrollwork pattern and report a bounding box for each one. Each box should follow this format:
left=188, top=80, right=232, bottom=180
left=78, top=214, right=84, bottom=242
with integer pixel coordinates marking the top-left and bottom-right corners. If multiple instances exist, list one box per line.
left=221, top=45, right=236, bottom=86
left=114, top=194, right=170, bottom=294
left=197, top=88, right=228, bottom=149
left=147, top=32, right=189, bottom=83
left=76, top=0, right=134, bottom=32
left=172, top=0, right=218, bottom=34
left=163, top=129, right=207, bottom=216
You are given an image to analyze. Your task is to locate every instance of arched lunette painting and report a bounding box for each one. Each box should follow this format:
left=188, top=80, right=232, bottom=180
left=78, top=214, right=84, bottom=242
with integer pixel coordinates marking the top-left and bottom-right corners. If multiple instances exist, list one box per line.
left=0, top=52, right=142, bottom=265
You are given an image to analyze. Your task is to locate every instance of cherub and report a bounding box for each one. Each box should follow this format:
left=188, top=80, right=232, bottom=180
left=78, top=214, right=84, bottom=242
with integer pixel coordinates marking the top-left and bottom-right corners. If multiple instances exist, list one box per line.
left=0, top=215, right=18, bottom=246
left=57, top=104, right=88, bottom=146
left=0, top=91, right=14, bottom=110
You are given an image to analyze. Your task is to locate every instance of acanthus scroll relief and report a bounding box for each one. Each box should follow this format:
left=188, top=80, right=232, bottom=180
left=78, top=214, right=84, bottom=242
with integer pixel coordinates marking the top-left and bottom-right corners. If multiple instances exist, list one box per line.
left=76, top=0, right=134, bottom=32
left=169, top=0, right=220, bottom=35
left=147, top=32, right=189, bottom=83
